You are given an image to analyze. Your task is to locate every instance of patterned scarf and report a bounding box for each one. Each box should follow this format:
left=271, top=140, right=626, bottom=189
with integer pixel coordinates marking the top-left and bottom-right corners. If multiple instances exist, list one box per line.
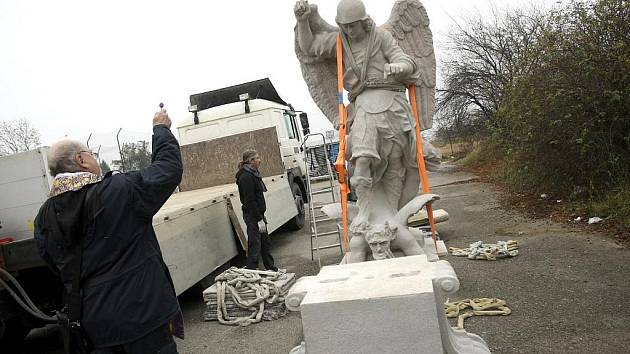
left=49, top=172, right=102, bottom=197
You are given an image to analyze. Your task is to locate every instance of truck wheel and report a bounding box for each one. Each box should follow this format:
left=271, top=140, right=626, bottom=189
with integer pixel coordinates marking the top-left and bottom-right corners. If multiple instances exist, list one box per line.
left=0, top=317, right=31, bottom=349
left=197, top=262, right=231, bottom=291
left=286, top=183, right=305, bottom=230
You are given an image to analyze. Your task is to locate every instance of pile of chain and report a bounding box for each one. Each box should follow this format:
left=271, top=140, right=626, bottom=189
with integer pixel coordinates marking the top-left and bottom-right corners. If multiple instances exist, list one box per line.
left=203, top=267, right=295, bottom=326
left=449, top=240, right=519, bottom=260
left=444, top=298, right=512, bottom=329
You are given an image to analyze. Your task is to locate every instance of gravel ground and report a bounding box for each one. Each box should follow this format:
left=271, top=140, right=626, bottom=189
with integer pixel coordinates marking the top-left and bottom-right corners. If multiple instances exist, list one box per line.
left=433, top=179, right=630, bottom=354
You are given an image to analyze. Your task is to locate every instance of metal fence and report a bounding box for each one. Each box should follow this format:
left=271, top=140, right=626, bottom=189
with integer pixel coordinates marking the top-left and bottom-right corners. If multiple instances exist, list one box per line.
left=84, top=128, right=153, bottom=173
left=304, top=140, right=339, bottom=181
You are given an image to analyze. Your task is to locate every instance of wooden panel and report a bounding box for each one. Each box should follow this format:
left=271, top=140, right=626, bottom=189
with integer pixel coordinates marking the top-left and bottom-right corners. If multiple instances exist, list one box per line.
left=155, top=199, right=238, bottom=295
left=226, top=198, right=247, bottom=251
left=179, top=127, right=285, bottom=192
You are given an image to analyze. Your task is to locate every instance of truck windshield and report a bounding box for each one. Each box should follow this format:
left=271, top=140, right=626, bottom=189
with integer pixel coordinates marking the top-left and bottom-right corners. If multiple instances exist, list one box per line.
left=283, top=112, right=298, bottom=140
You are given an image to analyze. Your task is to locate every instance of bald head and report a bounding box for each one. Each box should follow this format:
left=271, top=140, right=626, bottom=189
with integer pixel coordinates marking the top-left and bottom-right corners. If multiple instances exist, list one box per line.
left=48, top=139, right=88, bottom=176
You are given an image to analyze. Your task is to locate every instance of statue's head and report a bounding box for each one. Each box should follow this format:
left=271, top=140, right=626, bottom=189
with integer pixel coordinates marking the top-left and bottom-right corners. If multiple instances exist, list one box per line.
left=364, top=221, right=398, bottom=260
left=336, top=0, right=372, bottom=40
left=335, top=0, right=368, bottom=24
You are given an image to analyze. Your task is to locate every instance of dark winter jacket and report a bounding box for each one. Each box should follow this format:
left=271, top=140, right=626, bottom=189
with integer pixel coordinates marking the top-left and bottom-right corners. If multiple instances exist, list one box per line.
left=34, top=124, right=183, bottom=348
left=235, top=165, right=267, bottom=222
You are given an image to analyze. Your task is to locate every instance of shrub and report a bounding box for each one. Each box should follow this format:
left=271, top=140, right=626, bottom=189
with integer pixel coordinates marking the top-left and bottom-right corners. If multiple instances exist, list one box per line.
left=494, top=0, right=630, bottom=197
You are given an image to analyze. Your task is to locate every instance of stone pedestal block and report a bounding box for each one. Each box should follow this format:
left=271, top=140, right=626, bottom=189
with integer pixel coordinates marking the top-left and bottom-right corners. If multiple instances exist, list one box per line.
left=286, top=255, right=490, bottom=354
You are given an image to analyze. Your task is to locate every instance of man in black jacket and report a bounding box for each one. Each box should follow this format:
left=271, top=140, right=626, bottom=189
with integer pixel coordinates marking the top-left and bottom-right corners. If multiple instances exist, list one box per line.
left=34, top=109, right=183, bottom=353
left=235, top=149, right=278, bottom=271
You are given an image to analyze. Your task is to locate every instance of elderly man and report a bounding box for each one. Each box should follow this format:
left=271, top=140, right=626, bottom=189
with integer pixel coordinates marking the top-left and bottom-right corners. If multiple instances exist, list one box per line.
left=34, top=109, right=183, bottom=353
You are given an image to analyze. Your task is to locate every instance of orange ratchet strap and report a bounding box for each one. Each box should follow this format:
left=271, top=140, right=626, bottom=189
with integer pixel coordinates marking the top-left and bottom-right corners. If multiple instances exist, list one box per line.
left=334, top=34, right=349, bottom=252
left=409, top=84, right=438, bottom=252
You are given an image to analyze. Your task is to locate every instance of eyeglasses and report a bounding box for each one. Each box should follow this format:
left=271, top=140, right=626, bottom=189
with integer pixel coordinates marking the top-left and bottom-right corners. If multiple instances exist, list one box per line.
left=78, top=150, right=96, bottom=158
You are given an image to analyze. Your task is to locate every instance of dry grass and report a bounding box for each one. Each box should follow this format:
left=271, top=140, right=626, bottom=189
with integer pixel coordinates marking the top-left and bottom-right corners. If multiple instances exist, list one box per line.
left=432, top=140, right=478, bottom=159
left=455, top=142, right=630, bottom=248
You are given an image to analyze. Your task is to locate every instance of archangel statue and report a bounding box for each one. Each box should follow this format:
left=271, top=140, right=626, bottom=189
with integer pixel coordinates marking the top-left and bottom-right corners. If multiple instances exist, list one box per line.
left=294, top=0, right=440, bottom=262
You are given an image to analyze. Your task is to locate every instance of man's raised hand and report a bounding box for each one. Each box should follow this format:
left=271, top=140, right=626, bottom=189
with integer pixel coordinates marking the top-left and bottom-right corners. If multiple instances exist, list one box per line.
left=153, top=109, right=172, bottom=129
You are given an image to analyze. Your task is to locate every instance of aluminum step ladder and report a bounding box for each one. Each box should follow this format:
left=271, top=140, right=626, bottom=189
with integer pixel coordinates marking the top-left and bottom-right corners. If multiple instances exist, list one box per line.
left=302, top=133, right=344, bottom=267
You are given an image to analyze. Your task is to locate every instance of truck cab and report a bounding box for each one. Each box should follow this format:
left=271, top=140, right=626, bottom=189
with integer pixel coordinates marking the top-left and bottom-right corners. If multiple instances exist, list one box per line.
left=177, top=78, right=308, bottom=179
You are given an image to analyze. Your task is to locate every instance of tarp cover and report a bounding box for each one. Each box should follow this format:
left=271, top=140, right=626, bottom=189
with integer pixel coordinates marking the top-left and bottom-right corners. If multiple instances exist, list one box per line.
left=190, top=78, right=288, bottom=112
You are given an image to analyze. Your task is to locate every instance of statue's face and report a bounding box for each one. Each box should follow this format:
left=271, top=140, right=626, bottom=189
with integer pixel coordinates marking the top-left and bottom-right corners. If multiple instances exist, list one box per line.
left=368, top=239, right=391, bottom=260
left=367, top=227, right=393, bottom=260
left=340, top=21, right=367, bottom=40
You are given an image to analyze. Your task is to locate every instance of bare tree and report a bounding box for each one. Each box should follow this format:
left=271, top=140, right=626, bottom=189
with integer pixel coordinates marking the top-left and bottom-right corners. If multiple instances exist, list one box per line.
left=437, top=4, right=548, bottom=135
left=0, top=118, right=42, bottom=156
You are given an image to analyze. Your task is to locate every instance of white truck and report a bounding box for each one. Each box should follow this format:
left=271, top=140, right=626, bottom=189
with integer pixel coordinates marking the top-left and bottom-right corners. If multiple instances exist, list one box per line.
left=0, top=78, right=310, bottom=344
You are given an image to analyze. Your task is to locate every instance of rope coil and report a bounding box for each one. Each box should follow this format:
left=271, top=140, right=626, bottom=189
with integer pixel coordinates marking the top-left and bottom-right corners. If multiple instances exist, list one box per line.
left=444, top=298, right=512, bottom=329
left=214, top=267, right=289, bottom=326
left=449, top=240, right=519, bottom=260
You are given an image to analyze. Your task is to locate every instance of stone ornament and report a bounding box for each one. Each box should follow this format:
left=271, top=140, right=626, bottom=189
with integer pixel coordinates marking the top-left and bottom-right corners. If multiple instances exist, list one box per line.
left=361, top=221, right=397, bottom=260
left=322, top=193, right=440, bottom=262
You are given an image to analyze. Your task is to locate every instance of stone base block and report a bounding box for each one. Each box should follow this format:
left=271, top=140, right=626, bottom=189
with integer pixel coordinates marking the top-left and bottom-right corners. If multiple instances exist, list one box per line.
left=287, top=255, right=490, bottom=354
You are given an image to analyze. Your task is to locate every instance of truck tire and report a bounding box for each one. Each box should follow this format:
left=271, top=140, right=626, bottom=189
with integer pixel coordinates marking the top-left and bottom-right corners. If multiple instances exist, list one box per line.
left=0, top=317, right=31, bottom=349
left=197, top=262, right=231, bottom=291
left=285, top=183, right=305, bottom=230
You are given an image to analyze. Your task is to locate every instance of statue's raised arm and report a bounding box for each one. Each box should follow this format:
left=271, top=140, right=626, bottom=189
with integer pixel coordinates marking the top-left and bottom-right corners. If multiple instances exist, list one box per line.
left=294, top=1, right=340, bottom=127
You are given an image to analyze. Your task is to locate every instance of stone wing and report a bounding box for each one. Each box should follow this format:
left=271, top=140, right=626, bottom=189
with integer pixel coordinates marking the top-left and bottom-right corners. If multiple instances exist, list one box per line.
left=381, top=0, right=437, bottom=131
left=294, top=4, right=340, bottom=128
left=394, top=194, right=440, bottom=227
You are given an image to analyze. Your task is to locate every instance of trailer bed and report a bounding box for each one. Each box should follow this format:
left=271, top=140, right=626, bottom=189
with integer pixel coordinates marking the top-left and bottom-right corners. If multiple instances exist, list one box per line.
left=153, top=174, right=297, bottom=295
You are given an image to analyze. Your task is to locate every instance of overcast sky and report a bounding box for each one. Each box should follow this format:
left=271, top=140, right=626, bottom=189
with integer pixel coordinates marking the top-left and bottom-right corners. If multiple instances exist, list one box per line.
left=0, top=0, right=558, bottom=146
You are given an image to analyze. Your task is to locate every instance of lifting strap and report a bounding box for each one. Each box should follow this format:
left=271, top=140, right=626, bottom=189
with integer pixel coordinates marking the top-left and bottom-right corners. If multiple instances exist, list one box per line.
left=335, top=33, right=349, bottom=252
left=408, top=85, right=438, bottom=253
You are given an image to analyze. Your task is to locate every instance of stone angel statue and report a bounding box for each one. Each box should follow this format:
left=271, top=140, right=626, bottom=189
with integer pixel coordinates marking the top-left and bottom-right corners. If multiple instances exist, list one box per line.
left=293, top=0, right=440, bottom=230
